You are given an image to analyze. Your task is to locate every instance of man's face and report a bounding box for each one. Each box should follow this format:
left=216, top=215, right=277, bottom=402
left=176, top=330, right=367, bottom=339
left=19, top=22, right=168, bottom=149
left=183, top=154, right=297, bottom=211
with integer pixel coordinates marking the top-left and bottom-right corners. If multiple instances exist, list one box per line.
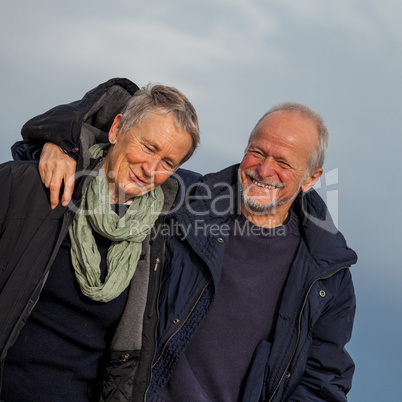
left=239, top=110, right=322, bottom=224
left=104, top=113, right=192, bottom=203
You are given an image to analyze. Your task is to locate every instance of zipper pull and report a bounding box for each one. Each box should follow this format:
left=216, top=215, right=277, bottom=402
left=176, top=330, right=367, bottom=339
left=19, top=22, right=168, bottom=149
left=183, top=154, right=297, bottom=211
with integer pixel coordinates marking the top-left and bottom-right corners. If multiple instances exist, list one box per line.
left=154, top=257, right=160, bottom=272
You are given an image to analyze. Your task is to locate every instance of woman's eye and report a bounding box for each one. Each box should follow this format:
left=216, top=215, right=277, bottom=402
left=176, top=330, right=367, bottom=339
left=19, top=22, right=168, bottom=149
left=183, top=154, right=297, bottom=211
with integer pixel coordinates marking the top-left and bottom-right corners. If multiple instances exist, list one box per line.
left=163, top=160, right=174, bottom=170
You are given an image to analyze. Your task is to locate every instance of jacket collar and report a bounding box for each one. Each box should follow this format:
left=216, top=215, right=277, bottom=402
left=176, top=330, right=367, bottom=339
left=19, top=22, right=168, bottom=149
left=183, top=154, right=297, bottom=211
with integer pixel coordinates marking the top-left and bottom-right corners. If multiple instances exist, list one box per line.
left=175, top=164, right=357, bottom=279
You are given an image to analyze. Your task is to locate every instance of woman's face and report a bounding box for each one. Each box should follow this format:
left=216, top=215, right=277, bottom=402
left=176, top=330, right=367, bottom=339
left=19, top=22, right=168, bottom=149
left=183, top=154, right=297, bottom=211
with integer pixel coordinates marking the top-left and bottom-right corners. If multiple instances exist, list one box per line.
left=104, top=113, right=192, bottom=203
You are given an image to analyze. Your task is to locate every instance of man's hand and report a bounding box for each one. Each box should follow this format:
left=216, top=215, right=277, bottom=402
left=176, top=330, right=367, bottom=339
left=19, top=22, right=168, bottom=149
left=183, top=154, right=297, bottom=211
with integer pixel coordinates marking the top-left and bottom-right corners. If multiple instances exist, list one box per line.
left=39, top=142, right=77, bottom=209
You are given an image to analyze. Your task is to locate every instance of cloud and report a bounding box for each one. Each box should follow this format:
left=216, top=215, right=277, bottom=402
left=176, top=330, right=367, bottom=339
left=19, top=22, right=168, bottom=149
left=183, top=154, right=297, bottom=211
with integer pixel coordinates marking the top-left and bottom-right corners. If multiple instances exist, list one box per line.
left=275, top=0, right=402, bottom=50
left=0, top=0, right=287, bottom=84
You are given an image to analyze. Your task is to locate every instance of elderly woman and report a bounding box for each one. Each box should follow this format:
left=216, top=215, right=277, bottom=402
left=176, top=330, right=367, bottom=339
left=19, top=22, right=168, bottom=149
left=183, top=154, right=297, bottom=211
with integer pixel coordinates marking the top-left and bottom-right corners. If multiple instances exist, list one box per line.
left=0, top=80, right=199, bottom=401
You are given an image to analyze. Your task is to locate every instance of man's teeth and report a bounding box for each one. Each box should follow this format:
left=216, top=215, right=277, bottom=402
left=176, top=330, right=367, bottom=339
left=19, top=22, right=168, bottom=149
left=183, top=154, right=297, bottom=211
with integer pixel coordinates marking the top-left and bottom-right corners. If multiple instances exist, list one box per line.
left=251, top=178, right=277, bottom=189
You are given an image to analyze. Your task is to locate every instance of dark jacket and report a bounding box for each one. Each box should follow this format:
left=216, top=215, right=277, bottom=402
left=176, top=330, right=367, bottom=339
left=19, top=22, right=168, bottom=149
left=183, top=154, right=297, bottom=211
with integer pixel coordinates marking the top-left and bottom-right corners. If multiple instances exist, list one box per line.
left=149, top=164, right=358, bottom=401
left=1, top=79, right=179, bottom=402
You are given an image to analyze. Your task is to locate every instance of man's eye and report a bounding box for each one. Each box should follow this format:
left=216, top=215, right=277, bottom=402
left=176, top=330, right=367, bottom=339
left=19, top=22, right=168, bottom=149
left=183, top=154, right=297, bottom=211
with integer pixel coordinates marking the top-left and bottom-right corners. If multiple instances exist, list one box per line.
left=250, top=149, right=263, bottom=157
left=278, top=160, right=290, bottom=168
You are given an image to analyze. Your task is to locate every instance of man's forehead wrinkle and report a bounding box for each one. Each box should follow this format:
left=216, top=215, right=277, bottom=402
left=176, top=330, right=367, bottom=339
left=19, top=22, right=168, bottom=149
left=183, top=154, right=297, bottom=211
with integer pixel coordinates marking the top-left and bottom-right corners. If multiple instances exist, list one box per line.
left=251, top=132, right=298, bottom=156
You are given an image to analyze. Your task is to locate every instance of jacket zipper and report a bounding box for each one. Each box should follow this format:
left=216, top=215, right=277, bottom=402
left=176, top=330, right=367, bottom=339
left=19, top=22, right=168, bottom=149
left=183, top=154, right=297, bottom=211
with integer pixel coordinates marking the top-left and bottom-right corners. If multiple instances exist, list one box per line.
left=267, top=265, right=351, bottom=402
left=143, top=270, right=211, bottom=401
left=142, top=255, right=162, bottom=401
left=147, top=257, right=161, bottom=318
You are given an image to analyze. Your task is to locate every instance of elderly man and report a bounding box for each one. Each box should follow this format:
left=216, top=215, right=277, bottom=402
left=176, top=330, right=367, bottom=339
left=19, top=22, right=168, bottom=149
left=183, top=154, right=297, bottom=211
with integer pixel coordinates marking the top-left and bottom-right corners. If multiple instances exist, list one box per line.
left=148, top=104, right=357, bottom=402
left=11, top=85, right=357, bottom=401
left=0, top=79, right=199, bottom=401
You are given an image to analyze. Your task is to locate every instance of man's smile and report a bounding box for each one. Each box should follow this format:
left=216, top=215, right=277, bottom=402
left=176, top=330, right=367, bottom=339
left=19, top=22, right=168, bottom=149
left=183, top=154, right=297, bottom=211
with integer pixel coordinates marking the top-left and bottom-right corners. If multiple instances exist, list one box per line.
left=245, top=169, right=284, bottom=191
left=250, top=177, right=281, bottom=190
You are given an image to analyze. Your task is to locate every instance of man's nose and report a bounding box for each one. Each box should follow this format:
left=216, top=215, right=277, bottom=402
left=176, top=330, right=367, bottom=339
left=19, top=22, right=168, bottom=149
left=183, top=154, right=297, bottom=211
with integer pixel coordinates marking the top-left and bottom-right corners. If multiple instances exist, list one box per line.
left=257, top=157, right=275, bottom=177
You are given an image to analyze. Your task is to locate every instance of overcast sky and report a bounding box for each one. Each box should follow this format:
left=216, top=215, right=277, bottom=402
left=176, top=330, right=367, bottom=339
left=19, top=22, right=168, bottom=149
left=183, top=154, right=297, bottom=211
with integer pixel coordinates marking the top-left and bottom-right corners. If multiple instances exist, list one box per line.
left=1, top=0, right=401, bottom=400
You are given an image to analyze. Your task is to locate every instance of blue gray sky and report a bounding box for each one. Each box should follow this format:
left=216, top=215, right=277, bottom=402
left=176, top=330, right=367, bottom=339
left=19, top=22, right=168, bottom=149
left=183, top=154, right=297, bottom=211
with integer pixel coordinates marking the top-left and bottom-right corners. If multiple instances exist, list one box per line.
left=1, top=1, right=401, bottom=400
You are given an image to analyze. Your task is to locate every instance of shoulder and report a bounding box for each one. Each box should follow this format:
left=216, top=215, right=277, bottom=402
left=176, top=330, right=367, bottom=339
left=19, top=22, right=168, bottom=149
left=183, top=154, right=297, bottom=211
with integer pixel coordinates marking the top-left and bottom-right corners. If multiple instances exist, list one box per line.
left=293, top=190, right=358, bottom=270
left=173, top=164, right=240, bottom=191
left=174, top=168, right=202, bottom=189
left=0, top=160, right=48, bottom=200
left=202, top=164, right=239, bottom=185
left=0, top=160, right=40, bottom=180
left=175, top=164, right=239, bottom=194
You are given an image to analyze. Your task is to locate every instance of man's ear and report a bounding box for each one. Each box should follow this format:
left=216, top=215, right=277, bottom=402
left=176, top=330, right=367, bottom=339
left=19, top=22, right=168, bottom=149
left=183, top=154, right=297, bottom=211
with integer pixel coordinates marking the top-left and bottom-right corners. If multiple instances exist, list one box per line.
left=301, top=168, right=323, bottom=193
left=108, top=114, right=123, bottom=143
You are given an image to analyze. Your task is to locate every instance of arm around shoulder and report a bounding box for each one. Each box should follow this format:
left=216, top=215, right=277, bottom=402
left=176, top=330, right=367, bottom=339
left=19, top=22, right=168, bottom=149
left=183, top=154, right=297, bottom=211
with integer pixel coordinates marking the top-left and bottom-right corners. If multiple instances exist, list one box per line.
left=39, top=143, right=77, bottom=209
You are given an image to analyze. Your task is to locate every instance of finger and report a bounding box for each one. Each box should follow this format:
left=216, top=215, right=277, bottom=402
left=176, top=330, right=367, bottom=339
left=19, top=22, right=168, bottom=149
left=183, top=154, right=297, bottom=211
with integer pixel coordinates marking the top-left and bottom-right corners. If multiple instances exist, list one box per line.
left=61, top=171, right=76, bottom=207
left=39, top=142, right=78, bottom=209
left=39, top=162, right=52, bottom=189
left=49, top=174, right=63, bottom=209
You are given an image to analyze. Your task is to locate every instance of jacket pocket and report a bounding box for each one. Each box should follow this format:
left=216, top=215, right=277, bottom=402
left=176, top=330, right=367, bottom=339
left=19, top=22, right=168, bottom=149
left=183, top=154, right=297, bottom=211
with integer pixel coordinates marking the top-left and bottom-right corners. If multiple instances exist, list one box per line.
left=242, top=340, right=272, bottom=402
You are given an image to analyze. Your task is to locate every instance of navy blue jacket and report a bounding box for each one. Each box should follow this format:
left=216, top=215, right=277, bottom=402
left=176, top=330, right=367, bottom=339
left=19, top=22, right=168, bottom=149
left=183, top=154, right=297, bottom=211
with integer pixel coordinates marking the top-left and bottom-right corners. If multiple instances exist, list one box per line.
left=149, top=164, right=357, bottom=401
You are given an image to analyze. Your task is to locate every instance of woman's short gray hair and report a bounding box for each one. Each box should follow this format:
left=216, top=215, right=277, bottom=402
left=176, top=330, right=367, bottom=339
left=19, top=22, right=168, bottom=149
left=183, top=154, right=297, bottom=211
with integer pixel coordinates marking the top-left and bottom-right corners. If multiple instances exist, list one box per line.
left=119, top=83, right=200, bottom=164
left=248, top=102, right=329, bottom=173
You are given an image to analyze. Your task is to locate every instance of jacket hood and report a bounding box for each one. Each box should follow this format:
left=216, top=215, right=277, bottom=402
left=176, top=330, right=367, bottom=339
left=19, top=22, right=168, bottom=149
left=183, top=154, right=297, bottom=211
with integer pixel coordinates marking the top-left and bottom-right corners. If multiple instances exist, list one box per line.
left=293, top=189, right=357, bottom=273
left=21, top=78, right=139, bottom=173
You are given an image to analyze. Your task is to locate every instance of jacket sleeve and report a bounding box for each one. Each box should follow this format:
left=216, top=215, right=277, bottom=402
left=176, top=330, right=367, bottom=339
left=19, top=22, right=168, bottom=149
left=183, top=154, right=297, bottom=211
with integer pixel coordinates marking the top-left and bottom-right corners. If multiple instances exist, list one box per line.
left=12, top=78, right=139, bottom=161
left=287, top=269, right=356, bottom=402
left=11, top=139, right=45, bottom=161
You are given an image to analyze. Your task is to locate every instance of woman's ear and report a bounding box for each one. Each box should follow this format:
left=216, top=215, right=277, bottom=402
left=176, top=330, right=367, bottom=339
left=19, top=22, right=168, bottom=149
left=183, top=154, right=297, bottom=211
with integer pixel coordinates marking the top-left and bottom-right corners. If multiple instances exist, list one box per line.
left=108, top=114, right=123, bottom=144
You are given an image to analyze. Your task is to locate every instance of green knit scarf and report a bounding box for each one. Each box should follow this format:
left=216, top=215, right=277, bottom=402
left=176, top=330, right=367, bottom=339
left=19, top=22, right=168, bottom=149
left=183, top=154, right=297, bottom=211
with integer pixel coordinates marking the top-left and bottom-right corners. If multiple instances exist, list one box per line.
left=69, top=144, right=164, bottom=302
